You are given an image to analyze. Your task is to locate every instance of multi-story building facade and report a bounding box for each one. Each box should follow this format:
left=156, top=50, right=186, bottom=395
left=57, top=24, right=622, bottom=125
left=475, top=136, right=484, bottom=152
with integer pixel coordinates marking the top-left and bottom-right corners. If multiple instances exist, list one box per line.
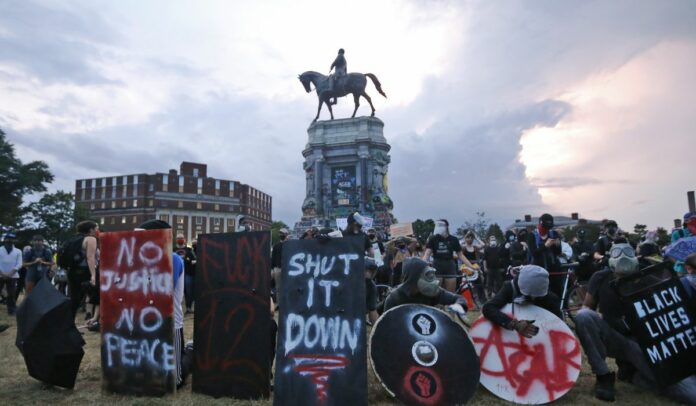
left=75, top=162, right=272, bottom=241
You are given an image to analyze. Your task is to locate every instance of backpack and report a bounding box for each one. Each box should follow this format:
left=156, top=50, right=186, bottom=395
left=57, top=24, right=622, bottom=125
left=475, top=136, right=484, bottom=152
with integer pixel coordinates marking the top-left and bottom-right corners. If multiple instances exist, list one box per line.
left=58, top=235, right=85, bottom=270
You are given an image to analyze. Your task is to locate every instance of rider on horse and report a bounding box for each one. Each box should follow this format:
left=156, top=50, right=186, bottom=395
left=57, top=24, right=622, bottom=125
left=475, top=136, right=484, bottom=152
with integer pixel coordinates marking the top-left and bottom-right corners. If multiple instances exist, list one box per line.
left=328, top=48, right=347, bottom=105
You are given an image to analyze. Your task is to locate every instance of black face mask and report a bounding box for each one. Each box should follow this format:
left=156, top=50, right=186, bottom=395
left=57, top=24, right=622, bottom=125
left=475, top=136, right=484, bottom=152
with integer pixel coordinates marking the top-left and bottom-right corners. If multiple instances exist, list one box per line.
left=607, top=227, right=618, bottom=237
left=368, top=234, right=376, bottom=240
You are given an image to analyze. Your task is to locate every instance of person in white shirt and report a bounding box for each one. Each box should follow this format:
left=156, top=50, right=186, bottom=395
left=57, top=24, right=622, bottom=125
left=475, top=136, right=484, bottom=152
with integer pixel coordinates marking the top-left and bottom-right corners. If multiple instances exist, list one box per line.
left=0, top=233, right=23, bottom=315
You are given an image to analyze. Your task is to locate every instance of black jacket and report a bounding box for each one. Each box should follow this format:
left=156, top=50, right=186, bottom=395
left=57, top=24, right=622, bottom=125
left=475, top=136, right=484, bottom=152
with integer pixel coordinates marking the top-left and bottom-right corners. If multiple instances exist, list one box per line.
left=481, top=279, right=562, bottom=329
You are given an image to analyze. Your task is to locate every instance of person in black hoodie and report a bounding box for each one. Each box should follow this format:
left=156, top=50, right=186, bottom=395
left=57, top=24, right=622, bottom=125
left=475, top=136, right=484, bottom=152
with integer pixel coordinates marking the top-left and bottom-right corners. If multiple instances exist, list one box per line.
left=383, top=257, right=467, bottom=314
left=527, top=214, right=563, bottom=296
left=482, top=265, right=561, bottom=338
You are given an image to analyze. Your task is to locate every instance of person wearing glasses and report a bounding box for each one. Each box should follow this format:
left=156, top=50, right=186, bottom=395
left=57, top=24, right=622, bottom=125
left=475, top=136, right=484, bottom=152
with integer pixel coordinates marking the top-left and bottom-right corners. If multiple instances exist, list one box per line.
left=575, top=243, right=696, bottom=403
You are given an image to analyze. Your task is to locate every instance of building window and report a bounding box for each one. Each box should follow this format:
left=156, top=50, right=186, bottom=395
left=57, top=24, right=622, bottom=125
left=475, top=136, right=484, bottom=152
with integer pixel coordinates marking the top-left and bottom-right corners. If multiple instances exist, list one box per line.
left=110, top=217, right=115, bottom=224
left=133, top=175, right=139, bottom=184
left=193, top=168, right=199, bottom=177
left=121, top=216, right=126, bottom=224
left=215, top=204, right=220, bottom=211
left=213, top=218, right=221, bottom=226
left=122, top=200, right=127, bottom=208
left=178, top=201, right=183, bottom=208
left=196, top=202, right=202, bottom=209
left=111, top=185, right=116, bottom=199
left=197, top=178, right=203, bottom=194
left=162, top=174, right=168, bottom=192
left=215, top=179, right=220, bottom=196
left=101, top=202, right=105, bottom=209
left=132, top=216, right=137, bottom=223
left=159, top=215, right=169, bottom=222
left=90, top=187, right=95, bottom=200
left=101, top=188, right=106, bottom=199
left=133, top=199, right=138, bottom=207
left=196, top=216, right=203, bottom=225
left=97, top=178, right=102, bottom=187
left=122, top=176, right=128, bottom=185
left=179, top=176, right=184, bottom=193
left=90, top=203, right=95, bottom=210
left=100, top=217, right=104, bottom=225
left=177, top=217, right=185, bottom=224
left=111, top=201, right=116, bottom=209
left=149, top=183, right=154, bottom=192
left=148, top=199, right=153, bottom=207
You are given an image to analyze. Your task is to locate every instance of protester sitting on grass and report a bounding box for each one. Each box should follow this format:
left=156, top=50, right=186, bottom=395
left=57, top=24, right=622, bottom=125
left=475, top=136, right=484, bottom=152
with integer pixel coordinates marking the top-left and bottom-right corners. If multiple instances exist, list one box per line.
left=575, top=243, right=696, bottom=403
left=383, top=257, right=467, bottom=316
left=481, top=265, right=561, bottom=339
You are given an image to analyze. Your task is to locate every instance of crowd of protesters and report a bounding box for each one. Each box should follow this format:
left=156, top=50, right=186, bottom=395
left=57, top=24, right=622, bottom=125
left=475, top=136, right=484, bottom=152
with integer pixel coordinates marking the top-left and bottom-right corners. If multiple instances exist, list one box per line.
left=1, top=209, right=695, bottom=403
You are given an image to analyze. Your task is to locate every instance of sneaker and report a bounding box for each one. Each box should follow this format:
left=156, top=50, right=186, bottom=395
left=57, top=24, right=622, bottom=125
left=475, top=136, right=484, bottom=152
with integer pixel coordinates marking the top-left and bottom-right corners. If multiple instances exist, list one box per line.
left=594, top=372, right=616, bottom=402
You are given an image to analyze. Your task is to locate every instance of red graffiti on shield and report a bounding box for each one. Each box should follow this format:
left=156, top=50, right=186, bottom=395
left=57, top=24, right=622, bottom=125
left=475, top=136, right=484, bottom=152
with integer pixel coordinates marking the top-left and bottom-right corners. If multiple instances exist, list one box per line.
left=289, top=354, right=349, bottom=403
left=472, top=322, right=581, bottom=401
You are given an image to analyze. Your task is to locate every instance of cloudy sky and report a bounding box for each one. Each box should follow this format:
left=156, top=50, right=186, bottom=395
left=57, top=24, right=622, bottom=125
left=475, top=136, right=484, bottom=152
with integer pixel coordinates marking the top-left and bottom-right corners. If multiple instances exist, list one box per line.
left=2, top=0, right=695, bottom=231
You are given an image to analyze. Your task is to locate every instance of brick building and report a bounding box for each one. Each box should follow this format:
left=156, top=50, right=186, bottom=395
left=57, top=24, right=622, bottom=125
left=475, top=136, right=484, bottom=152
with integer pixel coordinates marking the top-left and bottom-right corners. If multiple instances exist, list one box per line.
left=75, top=162, right=272, bottom=240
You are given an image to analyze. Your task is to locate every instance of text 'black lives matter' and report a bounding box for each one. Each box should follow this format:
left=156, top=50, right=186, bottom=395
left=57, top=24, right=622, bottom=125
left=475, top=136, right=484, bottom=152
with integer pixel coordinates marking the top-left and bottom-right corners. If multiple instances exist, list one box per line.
left=193, top=231, right=271, bottom=399
left=274, top=236, right=367, bottom=406
left=616, top=264, right=696, bottom=387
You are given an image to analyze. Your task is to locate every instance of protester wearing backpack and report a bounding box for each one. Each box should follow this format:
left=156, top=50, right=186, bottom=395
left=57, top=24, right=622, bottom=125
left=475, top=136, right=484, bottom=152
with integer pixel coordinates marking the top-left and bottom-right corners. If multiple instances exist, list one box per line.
left=62, top=220, right=99, bottom=319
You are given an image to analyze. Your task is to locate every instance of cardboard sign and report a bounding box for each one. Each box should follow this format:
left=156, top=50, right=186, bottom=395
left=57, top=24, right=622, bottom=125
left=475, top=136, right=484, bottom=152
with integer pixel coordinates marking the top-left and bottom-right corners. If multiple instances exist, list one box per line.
left=370, top=304, right=480, bottom=406
left=99, top=229, right=175, bottom=395
left=192, top=231, right=271, bottom=399
left=469, top=304, right=581, bottom=404
left=336, top=217, right=374, bottom=231
left=274, top=237, right=367, bottom=406
left=614, top=267, right=696, bottom=387
left=390, top=223, right=414, bottom=238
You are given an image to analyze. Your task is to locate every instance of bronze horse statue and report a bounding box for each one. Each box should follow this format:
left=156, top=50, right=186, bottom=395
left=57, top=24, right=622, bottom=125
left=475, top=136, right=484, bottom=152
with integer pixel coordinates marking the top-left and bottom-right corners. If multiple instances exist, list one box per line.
left=299, top=71, right=387, bottom=122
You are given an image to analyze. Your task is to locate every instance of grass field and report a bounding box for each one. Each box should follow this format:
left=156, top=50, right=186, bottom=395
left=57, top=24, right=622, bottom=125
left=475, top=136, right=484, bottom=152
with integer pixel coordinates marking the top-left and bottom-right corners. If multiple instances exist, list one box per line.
left=0, top=300, right=678, bottom=405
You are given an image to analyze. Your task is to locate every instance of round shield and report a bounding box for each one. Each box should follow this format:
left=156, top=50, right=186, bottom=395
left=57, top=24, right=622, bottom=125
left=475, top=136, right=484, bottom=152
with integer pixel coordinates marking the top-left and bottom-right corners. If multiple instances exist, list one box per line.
left=370, top=304, right=480, bottom=405
left=468, top=304, right=581, bottom=404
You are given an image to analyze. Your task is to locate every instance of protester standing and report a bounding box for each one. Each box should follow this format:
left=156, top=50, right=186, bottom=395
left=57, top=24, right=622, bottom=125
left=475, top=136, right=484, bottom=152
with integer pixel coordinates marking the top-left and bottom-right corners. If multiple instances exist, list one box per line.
left=527, top=214, right=563, bottom=296
left=342, top=212, right=374, bottom=257
left=0, top=233, right=22, bottom=315
left=175, top=233, right=197, bottom=314
left=23, top=235, right=53, bottom=295
left=422, top=220, right=475, bottom=293
left=64, top=221, right=100, bottom=319
left=671, top=212, right=696, bottom=274
left=271, top=228, right=289, bottom=304
left=483, top=235, right=506, bottom=296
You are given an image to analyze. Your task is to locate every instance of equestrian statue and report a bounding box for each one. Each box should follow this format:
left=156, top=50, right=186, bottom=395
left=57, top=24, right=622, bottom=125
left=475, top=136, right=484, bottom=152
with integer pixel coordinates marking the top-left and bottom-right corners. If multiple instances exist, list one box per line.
left=299, top=48, right=387, bottom=122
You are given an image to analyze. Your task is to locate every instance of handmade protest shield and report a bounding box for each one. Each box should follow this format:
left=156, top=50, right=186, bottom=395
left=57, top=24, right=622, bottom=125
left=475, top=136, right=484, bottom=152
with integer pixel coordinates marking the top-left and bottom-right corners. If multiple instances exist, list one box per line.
left=274, top=237, right=367, bottom=406
left=613, top=264, right=696, bottom=387
left=469, top=304, right=581, bottom=404
left=370, top=304, right=480, bottom=406
left=193, top=231, right=271, bottom=399
left=99, top=229, right=175, bottom=395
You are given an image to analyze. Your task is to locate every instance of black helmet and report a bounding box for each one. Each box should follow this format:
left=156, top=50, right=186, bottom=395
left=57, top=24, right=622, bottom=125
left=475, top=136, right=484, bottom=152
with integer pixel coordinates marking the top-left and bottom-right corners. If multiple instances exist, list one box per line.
left=338, top=48, right=345, bottom=54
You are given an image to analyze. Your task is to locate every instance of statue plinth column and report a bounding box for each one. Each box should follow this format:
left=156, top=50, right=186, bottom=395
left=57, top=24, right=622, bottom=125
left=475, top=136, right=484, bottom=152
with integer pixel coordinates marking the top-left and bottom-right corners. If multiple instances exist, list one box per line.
left=295, top=116, right=394, bottom=235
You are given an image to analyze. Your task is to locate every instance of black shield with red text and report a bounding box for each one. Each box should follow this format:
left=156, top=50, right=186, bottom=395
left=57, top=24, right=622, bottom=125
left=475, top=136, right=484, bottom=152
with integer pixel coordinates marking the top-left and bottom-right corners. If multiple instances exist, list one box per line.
left=370, top=304, right=480, bottom=406
left=192, top=231, right=271, bottom=399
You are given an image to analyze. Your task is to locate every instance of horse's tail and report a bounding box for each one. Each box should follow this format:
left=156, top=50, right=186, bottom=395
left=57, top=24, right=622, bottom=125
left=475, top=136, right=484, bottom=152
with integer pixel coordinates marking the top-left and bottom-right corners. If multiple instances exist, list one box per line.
left=365, top=73, right=387, bottom=98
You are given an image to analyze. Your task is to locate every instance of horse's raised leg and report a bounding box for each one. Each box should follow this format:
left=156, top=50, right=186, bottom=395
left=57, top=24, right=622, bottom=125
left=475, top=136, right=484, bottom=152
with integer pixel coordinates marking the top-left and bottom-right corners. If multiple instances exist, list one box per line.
left=351, top=93, right=360, bottom=118
left=326, top=100, right=334, bottom=120
left=362, top=91, right=376, bottom=116
left=313, top=97, right=323, bottom=122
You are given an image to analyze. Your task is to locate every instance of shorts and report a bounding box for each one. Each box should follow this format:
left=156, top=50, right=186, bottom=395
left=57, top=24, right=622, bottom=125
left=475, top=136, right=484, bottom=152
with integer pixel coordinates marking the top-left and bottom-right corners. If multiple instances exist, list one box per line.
left=25, top=268, right=48, bottom=284
left=432, top=258, right=457, bottom=277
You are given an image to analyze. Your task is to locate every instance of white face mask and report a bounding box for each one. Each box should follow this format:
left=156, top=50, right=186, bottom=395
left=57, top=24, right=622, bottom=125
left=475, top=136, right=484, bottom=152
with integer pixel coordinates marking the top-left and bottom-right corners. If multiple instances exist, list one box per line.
left=489, top=239, right=497, bottom=247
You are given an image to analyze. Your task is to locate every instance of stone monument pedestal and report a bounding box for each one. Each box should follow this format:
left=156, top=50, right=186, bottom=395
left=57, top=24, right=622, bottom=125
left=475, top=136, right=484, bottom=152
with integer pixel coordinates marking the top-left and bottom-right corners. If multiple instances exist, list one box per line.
left=294, top=116, right=394, bottom=235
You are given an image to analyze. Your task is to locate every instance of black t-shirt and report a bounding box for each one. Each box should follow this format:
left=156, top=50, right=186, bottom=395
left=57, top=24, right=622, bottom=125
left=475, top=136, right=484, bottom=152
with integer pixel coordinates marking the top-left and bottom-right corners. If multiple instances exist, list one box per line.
left=508, top=241, right=528, bottom=266
left=587, top=269, right=630, bottom=335
left=462, top=245, right=478, bottom=262
left=483, top=246, right=504, bottom=269
left=175, top=246, right=197, bottom=276
left=271, top=241, right=284, bottom=269
left=594, top=236, right=613, bottom=257
left=426, top=235, right=462, bottom=260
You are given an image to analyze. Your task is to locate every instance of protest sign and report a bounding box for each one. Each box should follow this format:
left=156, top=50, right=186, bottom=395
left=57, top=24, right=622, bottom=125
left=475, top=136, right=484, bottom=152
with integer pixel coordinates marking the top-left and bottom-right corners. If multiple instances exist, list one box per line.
left=469, top=304, right=581, bottom=404
left=193, top=231, right=271, bottom=399
left=390, top=223, right=414, bottom=238
left=99, top=229, right=175, bottom=395
left=274, top=237, right=367, bottom=406
left=370, top=304, right=480, bottom=406
left=614, top=266, right=696, bottom=387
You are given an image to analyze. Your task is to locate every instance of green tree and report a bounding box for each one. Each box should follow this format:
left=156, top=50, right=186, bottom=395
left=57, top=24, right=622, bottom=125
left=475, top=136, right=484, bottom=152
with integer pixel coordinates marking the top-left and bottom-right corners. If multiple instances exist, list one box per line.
left=412, top=219, right=435, bottom=243
left=656, top=227, right=671, bottom=248
left=27, top=191, right=90, bottom=247
left=633, top=224, right=647, bottom=236
left=486, top=223, right=505, bottom=242
left=0, top=129, right=54, bottom=228
left=458, top=211, right=489, bottom=239
left=271, top=220, right=290, bottom=246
